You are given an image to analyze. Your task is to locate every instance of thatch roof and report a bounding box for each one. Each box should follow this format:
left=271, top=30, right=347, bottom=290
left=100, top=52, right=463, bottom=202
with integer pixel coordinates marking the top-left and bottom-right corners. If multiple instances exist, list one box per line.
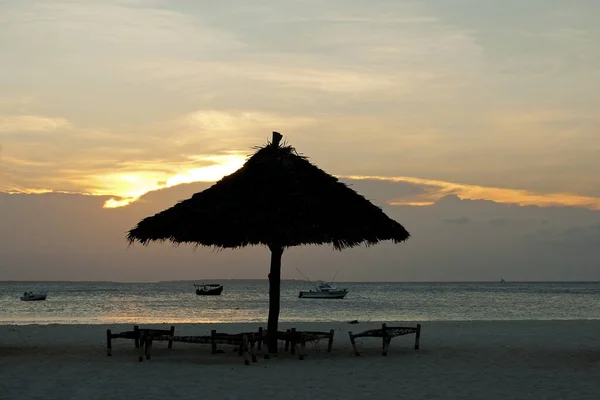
left=127, top=132, right=410, bottom=250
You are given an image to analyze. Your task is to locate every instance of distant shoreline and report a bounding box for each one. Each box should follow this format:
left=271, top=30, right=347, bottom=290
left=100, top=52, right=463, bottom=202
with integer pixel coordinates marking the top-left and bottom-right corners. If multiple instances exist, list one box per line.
left=1, top=280, right=599, bottom=284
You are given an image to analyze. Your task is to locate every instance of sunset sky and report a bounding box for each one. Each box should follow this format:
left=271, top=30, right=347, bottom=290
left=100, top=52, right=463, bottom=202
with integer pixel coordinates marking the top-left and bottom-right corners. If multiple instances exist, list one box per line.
left=1, top=1, right=599, bottom=281
left=2, top=0, right=599, bottom=208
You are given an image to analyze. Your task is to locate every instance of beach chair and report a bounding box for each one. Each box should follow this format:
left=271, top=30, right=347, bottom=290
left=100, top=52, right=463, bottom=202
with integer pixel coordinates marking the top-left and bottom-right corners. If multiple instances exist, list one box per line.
left=106, top=325, right=175, bottom=356
left=348, top=323, right=421, bottom=356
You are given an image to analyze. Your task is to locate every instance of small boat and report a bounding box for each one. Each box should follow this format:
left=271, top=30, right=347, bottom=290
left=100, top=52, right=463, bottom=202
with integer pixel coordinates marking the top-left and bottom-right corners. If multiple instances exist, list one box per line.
left=298, top=281, right=348, bottom=299
left=500, top=277, right=506, bottom=283
left=20, top=291, right=47, bottom=301
left=194, top=283, right=223, bottom=296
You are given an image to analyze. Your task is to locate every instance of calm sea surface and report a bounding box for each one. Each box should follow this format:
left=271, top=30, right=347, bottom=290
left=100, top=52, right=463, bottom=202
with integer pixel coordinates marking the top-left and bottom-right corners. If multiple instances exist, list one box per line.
left=1, top=281, right=599, bottom=325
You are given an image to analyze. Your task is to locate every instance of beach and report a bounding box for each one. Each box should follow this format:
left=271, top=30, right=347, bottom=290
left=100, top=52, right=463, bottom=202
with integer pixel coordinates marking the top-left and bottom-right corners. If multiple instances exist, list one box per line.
left=2, top=320, right=599, bottom=400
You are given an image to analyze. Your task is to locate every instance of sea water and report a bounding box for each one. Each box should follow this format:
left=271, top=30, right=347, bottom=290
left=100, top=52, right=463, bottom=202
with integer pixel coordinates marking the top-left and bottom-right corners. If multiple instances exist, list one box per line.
left=1, top=281, right=599, bottom=325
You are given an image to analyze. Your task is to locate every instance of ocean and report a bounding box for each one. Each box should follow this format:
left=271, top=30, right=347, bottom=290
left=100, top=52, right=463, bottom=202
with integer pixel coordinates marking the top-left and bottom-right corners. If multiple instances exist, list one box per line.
left=1, top=281, right=599, bottom=325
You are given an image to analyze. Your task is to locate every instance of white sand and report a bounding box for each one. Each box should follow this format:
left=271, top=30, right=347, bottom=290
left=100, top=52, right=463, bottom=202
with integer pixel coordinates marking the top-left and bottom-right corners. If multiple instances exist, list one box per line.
left=1, top=320, right=600, bottom=400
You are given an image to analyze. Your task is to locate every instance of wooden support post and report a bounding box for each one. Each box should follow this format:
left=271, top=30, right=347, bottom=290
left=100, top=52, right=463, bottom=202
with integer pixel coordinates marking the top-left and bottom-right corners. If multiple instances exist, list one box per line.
left=138, top=337, right=145, bottom=362
left=383, top=336, right=391, bottom=356
left=381, top=323, right=387, bottom=352
left=284, top=329, right=290, bottom=352
left=298, top=335, right=306, bottom=360
left=145, top=337, right=153, bottom=360
left=257, top=327, right=263, bottom=350
left=348, top=331, right=359, bottom=356
left=106, top=329, right=112, bottom=356
left=290, top=328, right=296, bottom=355
left=243, top=334, right=250, bottom=366
left=327, top=329, right=335, bottom=353
left=168, top=326, right=175, bottom=349
left=250, top=334, right=257, bottom=363
left=211, top=330, right=217, bottom=354
left=134, top=325, right=140, bottom=348
left=415, top=324, right=421, bottom=350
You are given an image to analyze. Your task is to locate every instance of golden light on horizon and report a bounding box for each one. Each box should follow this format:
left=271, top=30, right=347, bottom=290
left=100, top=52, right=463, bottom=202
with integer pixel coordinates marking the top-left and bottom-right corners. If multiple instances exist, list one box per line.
left=100, top=154, right=247, bottom=208
left=344, top=175, right=600, bottom=210
left=6, top=168, right=599, bottom=212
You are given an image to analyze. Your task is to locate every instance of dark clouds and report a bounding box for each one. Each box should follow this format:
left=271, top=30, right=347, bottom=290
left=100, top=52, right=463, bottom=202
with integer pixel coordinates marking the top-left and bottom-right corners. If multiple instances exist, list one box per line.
left=1, top=178, right=600, bottom=281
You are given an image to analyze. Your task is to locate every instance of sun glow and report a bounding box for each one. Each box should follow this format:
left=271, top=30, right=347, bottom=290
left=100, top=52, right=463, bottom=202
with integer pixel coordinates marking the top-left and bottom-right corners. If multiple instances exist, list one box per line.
left=99, top=154, right=247, bottom=208
left=343, top=175, right=600, bottom=210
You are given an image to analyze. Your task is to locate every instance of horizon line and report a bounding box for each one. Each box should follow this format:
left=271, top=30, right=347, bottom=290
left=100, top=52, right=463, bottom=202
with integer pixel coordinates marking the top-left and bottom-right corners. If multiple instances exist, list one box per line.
left=2, top=279, right=599, bottom=284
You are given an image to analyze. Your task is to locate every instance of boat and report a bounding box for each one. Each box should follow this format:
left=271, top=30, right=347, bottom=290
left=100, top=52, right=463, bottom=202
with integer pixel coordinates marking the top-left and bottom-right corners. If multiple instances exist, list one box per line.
left=20, top=291, right=47, bottom=301
left=500, top=277, right=506, bottom=283
left=194, top=283, right=223, bottom=296
left=298, top=281, right=349, bottom=299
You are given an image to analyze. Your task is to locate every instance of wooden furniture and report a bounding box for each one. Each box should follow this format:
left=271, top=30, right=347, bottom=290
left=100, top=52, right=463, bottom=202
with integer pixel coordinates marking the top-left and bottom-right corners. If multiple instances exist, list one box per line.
left=139, top=327, right=266, bottom=365
left=275, top=328, right=335, bottom=360
left=348, top=323, right=421, bottom=356
left=106, top=325, right=175, bottom=356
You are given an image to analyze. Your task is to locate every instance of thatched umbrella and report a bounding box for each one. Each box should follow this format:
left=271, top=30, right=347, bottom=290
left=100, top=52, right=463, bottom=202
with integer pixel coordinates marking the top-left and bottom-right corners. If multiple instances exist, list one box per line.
left=127, top=132, right=410, bottom=353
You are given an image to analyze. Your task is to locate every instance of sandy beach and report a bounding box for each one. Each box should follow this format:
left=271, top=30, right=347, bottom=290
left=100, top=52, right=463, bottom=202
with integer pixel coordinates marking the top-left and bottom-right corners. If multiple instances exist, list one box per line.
left=1, top=320, right=600, bottom=400
left=0, top=321, right=600, bottom=400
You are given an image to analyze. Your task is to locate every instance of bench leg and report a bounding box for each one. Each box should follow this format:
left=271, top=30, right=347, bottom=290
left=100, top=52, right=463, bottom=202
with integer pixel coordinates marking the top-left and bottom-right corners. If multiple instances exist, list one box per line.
left=284, top=329, right=290, bottom=352
left=243, top=334, right=250, bottom=366
left=250, top=335, right=257, bottom=363
left=415, top=324, right=421, bottom=350
left=382, top=336, right=391, bottom=356
left=348, top=331, right=360, bottom=356
left=106, top=329, right=112, bottom=356
left=257, top=327, right=263, bottom=351
left=327, top=329, right=335, bottom=353
left=211, top=330, right=217, bottom=354
left=298, top=336, right=306, bottom=360
left=168, top=326, right=175, bottom=349
left=138, top=337, right=146, bottom=362
left=134, top=325, right=140, bottom=348
left=145, top=338, right=153, bottom=360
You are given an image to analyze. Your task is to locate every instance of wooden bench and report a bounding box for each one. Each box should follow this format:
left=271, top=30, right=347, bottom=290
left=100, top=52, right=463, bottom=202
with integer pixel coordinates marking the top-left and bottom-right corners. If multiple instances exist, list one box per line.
left=140, top=328, right=266, bottom=365
left=275, top=328, right=335, bottom=360
left=106, top=325, right=175, bottom=356
left=349, top=323, right=421, bottom=356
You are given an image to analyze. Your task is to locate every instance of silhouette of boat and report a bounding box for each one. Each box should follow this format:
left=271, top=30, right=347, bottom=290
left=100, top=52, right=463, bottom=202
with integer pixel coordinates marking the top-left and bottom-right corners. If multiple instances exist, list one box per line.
left=194, top=283, right=223, bottom=296
left=296, top=269, right=348, bottom=299
left=20, top=291, right=47, bottom=301
left=299, top=281, right=348, bottom=299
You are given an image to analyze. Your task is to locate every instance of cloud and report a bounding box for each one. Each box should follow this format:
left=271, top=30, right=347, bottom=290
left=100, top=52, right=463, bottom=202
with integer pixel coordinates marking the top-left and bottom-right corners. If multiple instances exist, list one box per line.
left=444, top=216, right=471, bottom=224
left=180, top=110, right=316, bottom=135
left=345, top=175, right=600, bottom=210
left=2, top=179, right=600, bottom=282
left=0, top=115, right=71, bottom=133
left=488, top=218, right=509, bottom=227
left=0, top=0, right=599, bottom=218
left=559, top=223, right=600, bottom=244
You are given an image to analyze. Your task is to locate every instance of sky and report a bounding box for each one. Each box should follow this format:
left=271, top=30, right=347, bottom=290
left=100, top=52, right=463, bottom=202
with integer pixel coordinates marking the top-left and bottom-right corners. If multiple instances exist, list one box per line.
left=0, top=0, right=599, bottom=281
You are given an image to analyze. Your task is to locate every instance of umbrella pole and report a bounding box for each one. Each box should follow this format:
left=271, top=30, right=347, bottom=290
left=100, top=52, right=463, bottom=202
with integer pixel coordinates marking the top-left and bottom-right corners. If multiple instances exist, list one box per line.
left=267, top=245, right=284, bottom=354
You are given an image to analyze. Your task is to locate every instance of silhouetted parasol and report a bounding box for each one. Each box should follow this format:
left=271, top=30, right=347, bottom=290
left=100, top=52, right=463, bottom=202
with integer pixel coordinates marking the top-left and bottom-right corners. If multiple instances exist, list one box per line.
left=127, top=132, right=410, bottom=353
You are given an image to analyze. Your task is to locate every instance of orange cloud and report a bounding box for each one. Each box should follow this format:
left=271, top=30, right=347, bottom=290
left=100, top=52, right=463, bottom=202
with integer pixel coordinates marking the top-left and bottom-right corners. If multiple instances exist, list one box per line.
left=6, top=166, right=600, bottom=212
left=0, top=115, right=71, bottom=133
left=96, top=153, right=247, bottom=208
left=342, top=175, right=600, bottom=210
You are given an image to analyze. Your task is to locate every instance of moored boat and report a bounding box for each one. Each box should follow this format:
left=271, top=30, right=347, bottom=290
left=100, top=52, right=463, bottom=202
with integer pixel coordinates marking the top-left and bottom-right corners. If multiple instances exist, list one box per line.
left=298, top=281, right=348, bottom=299
left=194, top=283, right=223, bottom=296
left=20, top=291, right=47, bottom=301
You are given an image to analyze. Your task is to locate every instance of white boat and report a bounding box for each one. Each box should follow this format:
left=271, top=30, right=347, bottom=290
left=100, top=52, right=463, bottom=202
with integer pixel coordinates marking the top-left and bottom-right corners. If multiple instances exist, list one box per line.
left=298, top=281, right=349, bottom=299
left=20, top=291, right=47, bottom=301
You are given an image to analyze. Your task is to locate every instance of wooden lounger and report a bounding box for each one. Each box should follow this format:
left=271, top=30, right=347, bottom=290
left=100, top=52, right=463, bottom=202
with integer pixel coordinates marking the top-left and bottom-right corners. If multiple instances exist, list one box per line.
left=277, top=328, right=335, bottom=360
left=106, top=325, right=175, bottom=356
left=139, top=328, right=265, bottom=365
left=348, top=323, right=421, bottom=356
